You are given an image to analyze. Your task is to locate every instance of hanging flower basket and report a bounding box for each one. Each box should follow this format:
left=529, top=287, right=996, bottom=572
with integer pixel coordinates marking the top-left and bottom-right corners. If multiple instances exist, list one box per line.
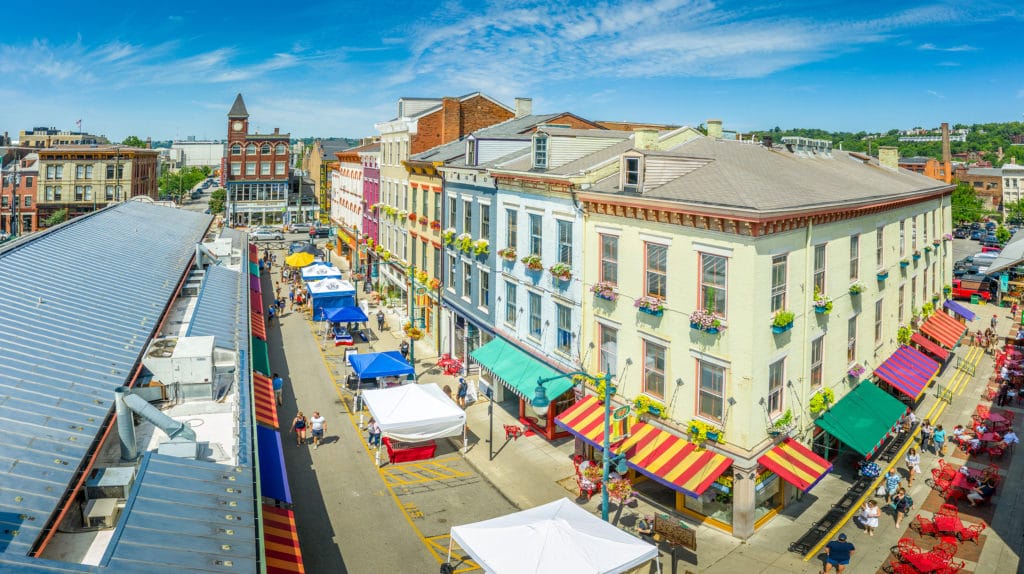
left=607, top=477, right=635, bottom=505
left=849, top=283, right=866, bottom=295
left=442, top=228, right=456, bottom=245
left=900, top=259, right=910, bottom=268
left=472, top=239, right=489, bottom=256
left=809, top=388, right=834, bottom=414
left=772, top=310, right=794, bottom=333
left=912, top=251, right=921, bottom=261
left=454, top=233, right=473, bottom=252
left=408, top=212, right=418, bottom=222
left=689, top=308, right=724, bottom=334
left=429, top=278, right=442, bottom=290
left=497, top=247, right=517, bottom=261
left=430, top=220, right=442, bottom=231
left=416, top=270, right=429, bottom=283
left=876, top=270, right=889, bottom=281
left=847, top=364, right=866, bottom=379
left=549, top=262, right=572, bottom=281
left=591, top=281, right=617, bottom=302
left=418, top=215, right=428, bottom=225
left=521, top=254, right=544, bottom=271
left=813, top=290, right=833, bottom=315
left=924, top=246, right=932, bottom=253
left=943, top=233, right=953, bottom=242
left=933, top=239, right=941, bottom=246
left=635, top=296, right=664, bottom=317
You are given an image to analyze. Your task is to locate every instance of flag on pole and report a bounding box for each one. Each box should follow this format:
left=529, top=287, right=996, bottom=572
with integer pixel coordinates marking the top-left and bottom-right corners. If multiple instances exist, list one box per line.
left=75, top=119, right=82, bottom=130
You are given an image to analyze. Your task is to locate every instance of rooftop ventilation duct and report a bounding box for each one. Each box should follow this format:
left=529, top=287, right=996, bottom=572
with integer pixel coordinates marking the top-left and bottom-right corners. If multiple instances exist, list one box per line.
left=115, top=386, right=197, bottom=462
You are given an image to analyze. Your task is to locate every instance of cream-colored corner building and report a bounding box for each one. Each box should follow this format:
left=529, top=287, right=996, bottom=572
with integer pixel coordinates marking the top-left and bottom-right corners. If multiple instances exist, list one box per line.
left=576, top=128, right=952, bottom=538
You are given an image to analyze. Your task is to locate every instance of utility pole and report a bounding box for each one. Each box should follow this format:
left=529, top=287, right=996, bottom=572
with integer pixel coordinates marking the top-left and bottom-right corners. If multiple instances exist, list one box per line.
left=408, top=261, right=417, bottom=368
left=114, top=146, right=121, bottom=202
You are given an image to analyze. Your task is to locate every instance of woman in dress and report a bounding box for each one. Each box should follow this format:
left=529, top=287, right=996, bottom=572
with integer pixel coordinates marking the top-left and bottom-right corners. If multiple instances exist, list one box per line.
left=291, top=411, right=308, bottom=446
left=860, top=500, right=880, bottom=536
left=905, top=447, right=921, bottom=486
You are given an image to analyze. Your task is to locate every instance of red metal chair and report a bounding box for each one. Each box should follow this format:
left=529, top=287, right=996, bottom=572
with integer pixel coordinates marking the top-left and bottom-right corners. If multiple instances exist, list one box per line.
left=576, top=475, right=600, bottom=501
left=976, top=404, right=991, bottom=419
left=988, top=444, right=1005, bottom=460
left=572, top=454, right=585, bottom=475
left=937, top=504, right=959, bottom=518
left=912, top=514, right=938, bottom=537
left=896, top=537, right=922, bottom=562
left=933, top=539, right=958, bottom=558
left=503, top=424, right=523, bottom=441
left=889, top=561, right=917, bottom=574
left=936, top=559, right=966, bottom=574
left=959, top=522, right=986, bottom=544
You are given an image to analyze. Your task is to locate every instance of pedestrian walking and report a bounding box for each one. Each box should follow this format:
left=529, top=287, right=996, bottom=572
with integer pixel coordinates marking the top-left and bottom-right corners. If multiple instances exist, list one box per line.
left=933, top=424, right=947, bottom=456
left=365, top=417, right=381, bottom=447
left=890, top=488, right=913, bottom=527
left=399, top=340, right=410, bottom=360
left=822, top=533, right=855, bottom=574
left=291, top=411, right=307, bottom=446
left=905, top=447, right=921, bottom=486
left=857, top=500, right=880, bottom=536
left=276, top=296, right=285, bottom=313
left=883, top=469, right=901, bottom=503
left=376, top=309, right=385, bottom=332
left=272, top=373, right=284, bottom=406
left=920, top=419, right=933, bottom=453
left=991, top=314, right=998, bottom=330
left=457, top=377, right=468, bottom=408
left=289, top=287, right=296, bottom=309
left=309, top=411, right=326, bottom=449
left=267, top=304, right=276, bottom=323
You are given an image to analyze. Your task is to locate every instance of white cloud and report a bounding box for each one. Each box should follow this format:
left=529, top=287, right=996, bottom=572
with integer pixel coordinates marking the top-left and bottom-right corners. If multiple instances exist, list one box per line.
left=926, top=90, right=945, bottom=99
left=919, top=43, right=977, bottom=52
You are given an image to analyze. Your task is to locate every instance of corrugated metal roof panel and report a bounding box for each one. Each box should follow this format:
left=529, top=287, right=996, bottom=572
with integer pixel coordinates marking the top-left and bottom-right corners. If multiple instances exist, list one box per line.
left=187, top=265, right=243, bottom=349
left=0, top=202, right=211, bottom=558
left=102, top=454, right=257, bottom=573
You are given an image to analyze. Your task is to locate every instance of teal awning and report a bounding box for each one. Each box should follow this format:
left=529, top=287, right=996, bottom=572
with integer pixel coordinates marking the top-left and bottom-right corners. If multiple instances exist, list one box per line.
left=249, top=262, right=259, bottom=276
left=251, top=336, right=271, bottom=376
left=470, top=338, right=571, bottom=401
left=814, top=382, right=907, bottom=457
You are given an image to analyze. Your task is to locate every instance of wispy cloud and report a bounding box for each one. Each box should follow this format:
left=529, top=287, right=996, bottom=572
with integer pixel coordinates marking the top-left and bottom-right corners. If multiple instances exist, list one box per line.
left=919, top=43, right=977, bottom=51
left=936, top=61, right=961, bottom=67
left=926, top=89, right=946, bottom=99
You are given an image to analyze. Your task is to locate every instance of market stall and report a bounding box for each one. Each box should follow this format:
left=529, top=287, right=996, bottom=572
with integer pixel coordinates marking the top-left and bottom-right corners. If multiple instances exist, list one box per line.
left=349, top=352, right=416, bottom=412
left=320, top=305, right=370, bottom=347
left=307, top=278, right=356, bottom=320
left=448, top=498, right=659, bottom=574
left=362, top=383, right=466, bottom=465
left=301, top=263, right=343, bottom=282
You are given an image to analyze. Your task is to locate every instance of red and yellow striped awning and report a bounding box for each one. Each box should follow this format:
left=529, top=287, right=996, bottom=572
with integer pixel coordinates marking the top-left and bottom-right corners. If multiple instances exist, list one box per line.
left=253, top=373, right=279, bottom=429
left=757, top=438, right=832, bottom=492
left=262, top=504, right=305, bottom=574
left=556, top=396, right=733, bottom=497
left=251, top=308, right=267, bottom=341
left=921, top=311, right=966, bottom=349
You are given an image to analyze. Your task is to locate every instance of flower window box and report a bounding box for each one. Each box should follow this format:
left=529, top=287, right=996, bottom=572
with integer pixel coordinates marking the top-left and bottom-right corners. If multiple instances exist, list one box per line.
left=591, top=281, right=617, bottom=302
left=689, top=308, right=724, bottom=334
left=549, top=263, right=572, bottom=281
left=635, top=296, right=664, bottom=317
left=521, top=254, right=543, bottom=271
left=772, top=310, right=794, bottom=334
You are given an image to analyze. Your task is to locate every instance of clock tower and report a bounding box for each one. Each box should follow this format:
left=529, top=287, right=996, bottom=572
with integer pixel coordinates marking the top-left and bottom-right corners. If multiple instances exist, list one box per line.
left=227, top=93, right=249, bottom=143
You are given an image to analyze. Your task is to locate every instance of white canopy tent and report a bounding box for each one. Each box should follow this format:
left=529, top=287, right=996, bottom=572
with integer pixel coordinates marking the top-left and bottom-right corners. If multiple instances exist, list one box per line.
left=449, top=498, right=660, bottom=574
left=362, top=383, right=467, bottom=465
left=301, top=263, right=343, bottom=282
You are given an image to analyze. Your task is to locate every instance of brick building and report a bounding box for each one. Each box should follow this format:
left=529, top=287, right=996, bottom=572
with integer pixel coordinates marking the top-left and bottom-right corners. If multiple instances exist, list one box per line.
left=957, top=167, right=1003, bottom=209
left=1, top=152, right=39, bottom=234
left=224, top=94, right=294, bottom=226
left=35, top=146, right=159, bottom=224
left=18, top=127, right=108, bottom=148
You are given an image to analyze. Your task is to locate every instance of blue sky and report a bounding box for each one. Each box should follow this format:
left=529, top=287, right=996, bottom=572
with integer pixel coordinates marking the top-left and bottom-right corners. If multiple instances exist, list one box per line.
left=2, top=1, right=1022, bottom=142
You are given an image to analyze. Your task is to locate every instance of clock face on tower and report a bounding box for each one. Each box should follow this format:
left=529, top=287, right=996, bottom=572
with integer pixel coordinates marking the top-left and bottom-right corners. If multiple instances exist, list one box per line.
left=232, top=121, right=243, bottom=132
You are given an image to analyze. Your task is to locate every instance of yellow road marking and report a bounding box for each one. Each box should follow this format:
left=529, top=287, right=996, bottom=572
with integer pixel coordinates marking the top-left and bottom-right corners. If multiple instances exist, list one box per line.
left=425, top=535, right=480, bottom=573
left=306, top=316, right=477, bottom=570
left=802, top=345, right=983, bottom=561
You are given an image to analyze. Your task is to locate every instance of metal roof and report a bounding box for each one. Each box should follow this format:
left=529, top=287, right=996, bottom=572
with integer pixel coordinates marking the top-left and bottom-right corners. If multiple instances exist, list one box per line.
left=0, top=202, right=211, bottom=558
left=101, top=453, right=257, bottom=573
left=187, top=265, right=243, bottom=349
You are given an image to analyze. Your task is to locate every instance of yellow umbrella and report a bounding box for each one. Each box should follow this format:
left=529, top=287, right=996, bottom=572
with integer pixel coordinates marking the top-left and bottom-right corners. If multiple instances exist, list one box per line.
left=285, top=252, right=315, bottom=268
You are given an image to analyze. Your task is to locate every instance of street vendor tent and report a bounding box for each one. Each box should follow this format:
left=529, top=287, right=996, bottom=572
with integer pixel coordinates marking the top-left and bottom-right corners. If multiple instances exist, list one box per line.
left=449, top=498, right=659, bottom=574
left=307, top=279, right=355, bottom=319
left=362, top=383, right=465, bottom=442
left=349, top=351, right=414, bottom=379
left=284, top=252, right=315, bottom=268
left=301, top=263, right=343, bottom=282
left=323, top=306, right=369, bottom=323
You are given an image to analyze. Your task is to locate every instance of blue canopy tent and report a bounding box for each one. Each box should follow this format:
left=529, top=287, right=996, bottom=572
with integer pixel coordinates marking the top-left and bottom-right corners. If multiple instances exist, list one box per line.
left=321, top=306, right=370, bottom=347
left=324, top=306, right=369, bottom=323
left=350, top=351, right=415, bottom=379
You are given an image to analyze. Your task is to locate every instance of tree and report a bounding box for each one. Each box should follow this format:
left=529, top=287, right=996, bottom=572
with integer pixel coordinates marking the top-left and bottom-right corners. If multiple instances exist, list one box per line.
left=1005, top=199, right=1024, bottom=224
left=208, top=188, right=226, bottom=215
left=43, top=208, right=68, bottom=227
left=996, top=225, right=1011, bottom=244
left=157, top=166, right=208, bottom=201
left=120, top=136, right=147, bottom=148
left=951, top=182, right=984, bottom=224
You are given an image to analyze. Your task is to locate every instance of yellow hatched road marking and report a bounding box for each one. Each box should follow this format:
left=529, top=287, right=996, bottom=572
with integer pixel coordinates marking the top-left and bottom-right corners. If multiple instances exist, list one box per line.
left=425, top=535, right=479, bottom=573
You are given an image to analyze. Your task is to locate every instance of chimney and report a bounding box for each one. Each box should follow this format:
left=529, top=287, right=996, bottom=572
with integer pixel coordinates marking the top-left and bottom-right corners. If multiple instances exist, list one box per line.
left=706, top=119, right=723, bottom=139
left=633, top=128, right=659, bottom=150
left=878, top=146, right=899, bottom=171
left=941, top=122, right=952, bottom=184
left=441, top=97, right=462, bottom=143
left=145, top=137, right=152, bottom=149
left=274, top=127, right=280, bottom=135
left=514, top=97, right=533, bottom=118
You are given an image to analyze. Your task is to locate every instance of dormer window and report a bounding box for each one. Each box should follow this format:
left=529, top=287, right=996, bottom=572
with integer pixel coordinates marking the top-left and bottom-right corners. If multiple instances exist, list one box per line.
left=533, top=134, right=548, bottom=169
left=623, top=156, right=641, bottom=192
left=466, top=140, right=477, bottom=167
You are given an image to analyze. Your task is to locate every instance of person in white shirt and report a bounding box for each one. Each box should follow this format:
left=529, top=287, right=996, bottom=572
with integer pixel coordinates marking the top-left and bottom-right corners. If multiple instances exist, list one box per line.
left=1002, top=430, right=1019, bottom=446
left=309, top=411, right=326, bottom=449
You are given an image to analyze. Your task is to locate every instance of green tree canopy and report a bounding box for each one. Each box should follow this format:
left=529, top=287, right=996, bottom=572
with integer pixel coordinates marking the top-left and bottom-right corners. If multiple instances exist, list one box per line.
left=43, top=208, right=68, bottom=227
left=158, top=167, right=208, bottom=201
left=120, top=136, right=147, bottom=148
left=208, top=188, right=226, bottom=215
left=996, top=225, right=1011, bottom=243
left=951, top=182, right=984, bottom=224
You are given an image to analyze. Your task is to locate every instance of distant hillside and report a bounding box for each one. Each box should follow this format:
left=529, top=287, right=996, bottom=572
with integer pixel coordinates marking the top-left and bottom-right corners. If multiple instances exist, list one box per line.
left=750, top=122, right=1024, bottom=166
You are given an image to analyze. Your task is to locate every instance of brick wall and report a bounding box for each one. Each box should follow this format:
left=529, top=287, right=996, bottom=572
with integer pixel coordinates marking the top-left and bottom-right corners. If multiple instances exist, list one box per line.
left=412, top=95, right=514, bottom=154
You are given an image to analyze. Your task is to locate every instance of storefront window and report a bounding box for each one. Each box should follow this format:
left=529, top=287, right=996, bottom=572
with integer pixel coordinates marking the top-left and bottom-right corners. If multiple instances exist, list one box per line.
left=684, top=470, right=733, bottom=525
left=754, top=470, right=782, bottom=523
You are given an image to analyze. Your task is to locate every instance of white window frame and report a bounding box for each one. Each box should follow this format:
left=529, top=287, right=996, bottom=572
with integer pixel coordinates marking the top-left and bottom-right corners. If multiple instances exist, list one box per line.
left=642, top=339, right=666, bottom=399
left=768, top=359, right=784, bottom=415
left=770, top=254, right=787, bottom=312
left=555, top=303, right=572, bottom=356
left=810, top=336, right=824, bottom=389
left=697, top=359, right=725, bottom=421
left=849, top=234, right=859, bottom=281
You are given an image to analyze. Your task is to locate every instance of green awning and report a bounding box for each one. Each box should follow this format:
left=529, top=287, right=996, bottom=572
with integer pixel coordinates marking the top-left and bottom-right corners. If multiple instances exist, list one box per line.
left=470, top=338, right=571, bottom=401
left=249, top=262, right=259, bottom=276
left=251, top=336, right=271, bottom=376
left=814, top=382, right=908, bottom=457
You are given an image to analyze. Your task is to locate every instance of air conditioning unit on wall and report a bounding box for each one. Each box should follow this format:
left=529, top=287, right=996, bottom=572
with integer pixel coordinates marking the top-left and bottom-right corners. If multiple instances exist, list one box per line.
left=82, top=498, right=120, bottom=529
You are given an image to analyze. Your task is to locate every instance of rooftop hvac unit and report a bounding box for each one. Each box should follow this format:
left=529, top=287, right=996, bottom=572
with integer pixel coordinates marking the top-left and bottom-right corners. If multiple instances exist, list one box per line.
left=84, top=466, right=136, bottom=501
left=82, top=498, right=120, bottom=529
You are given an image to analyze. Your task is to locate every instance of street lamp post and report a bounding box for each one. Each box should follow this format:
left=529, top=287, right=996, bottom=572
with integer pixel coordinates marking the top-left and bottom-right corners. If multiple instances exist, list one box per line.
left=531, top=371, right=623, bottom=521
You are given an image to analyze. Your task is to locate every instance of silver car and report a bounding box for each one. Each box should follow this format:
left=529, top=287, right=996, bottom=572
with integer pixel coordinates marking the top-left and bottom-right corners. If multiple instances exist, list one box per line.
left=249, top=226, right=284, bottom=241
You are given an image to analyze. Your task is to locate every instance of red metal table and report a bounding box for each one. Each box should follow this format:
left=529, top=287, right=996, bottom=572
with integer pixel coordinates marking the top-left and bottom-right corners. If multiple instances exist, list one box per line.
left=934, top=515, right=964, bottom=535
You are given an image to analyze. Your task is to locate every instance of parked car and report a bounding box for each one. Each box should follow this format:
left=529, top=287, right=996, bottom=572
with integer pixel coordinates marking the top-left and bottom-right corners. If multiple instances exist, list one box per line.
left=985, top=221, right=997, bottom=231
left=290, top=222, right=313, bottom=234
left=953, top=228, right=970, bottom=238
left=249, top=226, right=284, bottom=241
left=970, top=222, right=982, bottom=230
left=312, top=224, right=331, bottom=238
left=952, top=274, right=997, bottom=301
left=970, top=230, right=985, bottom=240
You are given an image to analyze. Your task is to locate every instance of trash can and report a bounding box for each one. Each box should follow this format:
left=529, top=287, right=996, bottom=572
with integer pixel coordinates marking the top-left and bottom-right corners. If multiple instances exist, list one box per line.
left=971, top=295, right=980, bottom=305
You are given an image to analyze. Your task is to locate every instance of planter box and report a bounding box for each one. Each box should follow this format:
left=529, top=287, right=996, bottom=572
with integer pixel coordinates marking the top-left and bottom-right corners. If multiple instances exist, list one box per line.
left=771, top=322, right=794, bottom=334
left=912, top=254, right=921, bottom=261
left=638, top=307, right=664, bottom=317
left=595, top=292, right=617, bottom=302
left=900, top=261, right=910, bottom=268
left=876, top=272, right=888, bottom=280
left=814, top=306, right=829, bottom=314
left=690, top=322, right=720, bottom=334
left=647, top=406, right=663, bottom=417
left=849, top=289, right=862, bottom=296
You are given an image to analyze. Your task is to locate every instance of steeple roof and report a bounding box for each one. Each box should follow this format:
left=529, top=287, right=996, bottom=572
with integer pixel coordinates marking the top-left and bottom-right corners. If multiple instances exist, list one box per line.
left=228, top=93, right=249, bottom=118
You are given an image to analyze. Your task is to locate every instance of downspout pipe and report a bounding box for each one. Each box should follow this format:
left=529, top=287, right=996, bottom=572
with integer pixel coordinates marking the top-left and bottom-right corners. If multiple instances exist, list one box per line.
left=115, top=386, right=197, bottom=462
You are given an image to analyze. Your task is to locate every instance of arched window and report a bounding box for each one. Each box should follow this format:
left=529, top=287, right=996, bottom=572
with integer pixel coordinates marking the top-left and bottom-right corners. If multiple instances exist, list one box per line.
left=246, top=143, right=256, bottom=155
left=260, top=144, right=271, bottom=154
left=231, top=144, right=241, bottom=155
left=275, top=144, right=286, bottom=155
